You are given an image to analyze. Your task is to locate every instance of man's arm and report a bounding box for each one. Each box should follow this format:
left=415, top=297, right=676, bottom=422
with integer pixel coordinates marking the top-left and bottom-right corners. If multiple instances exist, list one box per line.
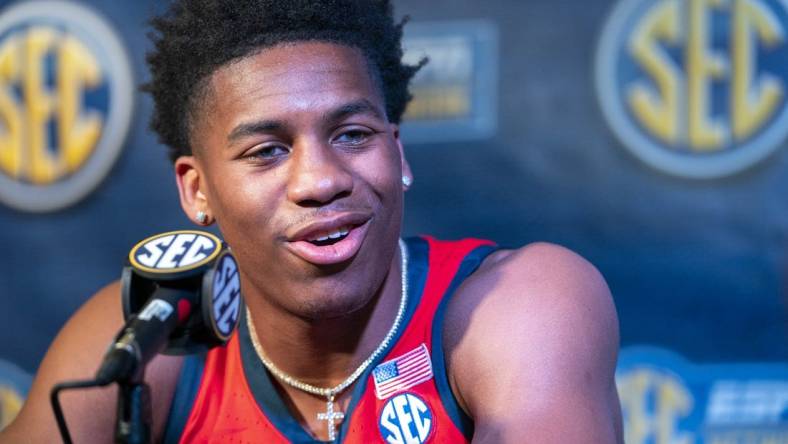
left=444, top=242, right=622, bottom=443
left=0, top=282, right=183, bottom=443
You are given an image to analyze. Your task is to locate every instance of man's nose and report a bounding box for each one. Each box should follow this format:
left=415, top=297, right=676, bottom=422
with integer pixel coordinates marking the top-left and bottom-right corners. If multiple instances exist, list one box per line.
left=286, top=140, right=353, bottom=206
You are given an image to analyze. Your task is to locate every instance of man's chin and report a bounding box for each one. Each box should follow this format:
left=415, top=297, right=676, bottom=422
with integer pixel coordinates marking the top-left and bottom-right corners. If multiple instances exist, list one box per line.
left=291, top=290, right=374, bottom=321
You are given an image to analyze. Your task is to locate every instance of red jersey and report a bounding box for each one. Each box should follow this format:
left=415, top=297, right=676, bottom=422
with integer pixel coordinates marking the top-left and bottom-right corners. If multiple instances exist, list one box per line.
left=163, top=236, right=497, bottom=443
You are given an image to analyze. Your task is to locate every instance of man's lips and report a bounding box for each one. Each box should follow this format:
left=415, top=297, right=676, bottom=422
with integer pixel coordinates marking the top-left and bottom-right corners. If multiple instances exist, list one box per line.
left=286, top=211, right=372, bottom=241
left=283, top=211, right=372, bottom=265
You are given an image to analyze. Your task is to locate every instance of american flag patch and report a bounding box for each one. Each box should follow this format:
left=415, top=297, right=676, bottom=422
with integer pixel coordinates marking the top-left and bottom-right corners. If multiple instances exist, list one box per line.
left=372, top=343, right=433, bottom=400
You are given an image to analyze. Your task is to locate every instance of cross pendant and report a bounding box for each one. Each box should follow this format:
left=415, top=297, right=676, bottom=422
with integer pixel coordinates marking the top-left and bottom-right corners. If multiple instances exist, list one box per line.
left=316, top=396, right=345, bottom=441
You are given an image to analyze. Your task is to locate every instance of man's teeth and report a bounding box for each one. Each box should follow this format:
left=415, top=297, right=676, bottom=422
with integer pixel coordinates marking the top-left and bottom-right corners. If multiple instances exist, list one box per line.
left=309, top=227, right=350, bottom=242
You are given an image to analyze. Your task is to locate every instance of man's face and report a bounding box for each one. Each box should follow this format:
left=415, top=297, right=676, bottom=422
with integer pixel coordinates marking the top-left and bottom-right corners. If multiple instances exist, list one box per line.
left=179, top=42, right=410, bottom=319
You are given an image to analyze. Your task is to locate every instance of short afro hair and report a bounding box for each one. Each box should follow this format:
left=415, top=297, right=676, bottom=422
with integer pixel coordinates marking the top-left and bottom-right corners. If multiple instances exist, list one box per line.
left=144, top=0, right=425, bottom=162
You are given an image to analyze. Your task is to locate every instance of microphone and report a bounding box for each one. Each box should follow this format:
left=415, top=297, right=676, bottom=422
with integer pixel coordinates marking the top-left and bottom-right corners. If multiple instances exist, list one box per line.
left=95, top=230, right=243, bottom=385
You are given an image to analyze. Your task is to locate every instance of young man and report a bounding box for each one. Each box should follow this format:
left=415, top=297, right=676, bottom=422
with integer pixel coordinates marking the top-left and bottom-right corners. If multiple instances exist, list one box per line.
left=1, top=0, right=622, bottom=442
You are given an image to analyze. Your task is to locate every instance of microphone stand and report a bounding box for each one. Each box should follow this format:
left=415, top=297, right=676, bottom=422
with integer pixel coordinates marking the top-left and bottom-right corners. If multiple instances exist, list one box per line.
left=114, top=370, right=152, bottom=444
left=51, top=369, right=153, bottom=444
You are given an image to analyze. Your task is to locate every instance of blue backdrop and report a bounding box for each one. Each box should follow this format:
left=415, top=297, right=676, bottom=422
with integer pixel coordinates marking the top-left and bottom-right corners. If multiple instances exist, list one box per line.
left=0, top=0, right=785, bottom=439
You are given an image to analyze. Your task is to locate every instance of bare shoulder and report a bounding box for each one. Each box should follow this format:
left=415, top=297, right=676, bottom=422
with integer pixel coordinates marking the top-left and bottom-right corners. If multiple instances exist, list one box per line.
left=0, top=281, right=184, bottom=443
left=443, top=242, right=622, bottom=443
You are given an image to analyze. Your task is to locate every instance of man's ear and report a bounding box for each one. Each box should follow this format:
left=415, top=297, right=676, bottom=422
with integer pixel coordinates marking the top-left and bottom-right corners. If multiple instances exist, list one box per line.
left=391, top=124, right=413, bottom=190
left=174, top=156, right=212, bottom=225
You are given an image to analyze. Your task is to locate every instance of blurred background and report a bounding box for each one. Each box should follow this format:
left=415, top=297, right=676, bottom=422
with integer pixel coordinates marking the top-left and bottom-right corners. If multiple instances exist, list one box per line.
left=0, top=0, right=785, bottom=441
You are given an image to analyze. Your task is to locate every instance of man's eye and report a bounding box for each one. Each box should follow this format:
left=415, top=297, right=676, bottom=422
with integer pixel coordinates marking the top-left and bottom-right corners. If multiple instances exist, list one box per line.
left=334, top=129, right=371, bottom=145
left=250, top=145, right=289, bottom=159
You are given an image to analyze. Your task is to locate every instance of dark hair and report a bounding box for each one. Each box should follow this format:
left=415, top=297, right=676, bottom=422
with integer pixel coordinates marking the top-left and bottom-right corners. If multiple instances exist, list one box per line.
left=144, top=0, right=424, bottom=162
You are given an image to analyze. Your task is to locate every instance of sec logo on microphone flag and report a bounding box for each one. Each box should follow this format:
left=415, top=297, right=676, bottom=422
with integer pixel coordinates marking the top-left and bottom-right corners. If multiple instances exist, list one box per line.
left=123, top=230, right=243, bottom=353
left=129, top=230, right=223, bottom=276
left=205, top=252, right=242, bottom=342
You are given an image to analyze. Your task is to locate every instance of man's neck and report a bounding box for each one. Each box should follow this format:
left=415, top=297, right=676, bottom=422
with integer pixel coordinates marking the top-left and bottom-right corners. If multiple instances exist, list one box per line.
left=243, top=250, right=403, bottom=388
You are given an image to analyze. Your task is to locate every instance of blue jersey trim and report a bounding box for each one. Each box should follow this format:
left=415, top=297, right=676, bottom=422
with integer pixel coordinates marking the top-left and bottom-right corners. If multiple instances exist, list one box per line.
left=162, top=354, right=205, bottom=444
left=237, top=237, right=428, bottom=443
left=430, top=242, right=498, bottom=440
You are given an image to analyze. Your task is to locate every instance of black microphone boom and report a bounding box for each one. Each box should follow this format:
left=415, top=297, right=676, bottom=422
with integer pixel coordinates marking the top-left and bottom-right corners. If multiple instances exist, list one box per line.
left=96, top=287, right=193, bottom=384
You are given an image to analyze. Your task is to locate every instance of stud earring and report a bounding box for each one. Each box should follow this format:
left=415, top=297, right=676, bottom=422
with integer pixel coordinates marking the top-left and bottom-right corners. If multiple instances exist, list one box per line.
left=196, top=211, right=207, bottom=224
left=402, top=176, right=413, bottom=187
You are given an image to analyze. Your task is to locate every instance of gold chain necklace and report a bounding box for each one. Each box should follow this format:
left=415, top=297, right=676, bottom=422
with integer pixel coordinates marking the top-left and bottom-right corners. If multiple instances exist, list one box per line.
left=246, top=239, right=408, bottom=442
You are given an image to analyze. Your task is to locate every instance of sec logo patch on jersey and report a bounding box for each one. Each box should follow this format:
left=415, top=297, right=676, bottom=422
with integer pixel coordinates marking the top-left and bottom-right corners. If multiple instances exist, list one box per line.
left=0, top=0, right=133, bottom=212
left=378, top=392, right=434, bottom=444
left=596, top=0, right=788, bottom=178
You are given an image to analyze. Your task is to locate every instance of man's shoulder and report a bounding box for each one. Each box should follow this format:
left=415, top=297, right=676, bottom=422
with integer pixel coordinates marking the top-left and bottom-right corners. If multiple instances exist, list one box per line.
left=441, top=242, right=621, bottom=440
left=451, top=240, right=611, bottom=316
left=446, top=240, right=617, bottom=358
left=443, top=240, right=617, bottom=368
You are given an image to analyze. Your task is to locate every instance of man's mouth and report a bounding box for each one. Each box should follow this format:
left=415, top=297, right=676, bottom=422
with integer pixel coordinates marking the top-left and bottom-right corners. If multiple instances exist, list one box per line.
left=305, top=225, right=352, bottom=246
left=284, top=212, right=372, bottom=265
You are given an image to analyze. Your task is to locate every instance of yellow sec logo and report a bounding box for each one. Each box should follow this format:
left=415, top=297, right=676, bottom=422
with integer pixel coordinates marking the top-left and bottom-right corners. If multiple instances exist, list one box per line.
left=0, top=1, right=133, bottom=211
left=0, top=385, right=23, bottom=431
left=0, top=358, right=30, bottom=432
left=596, top=0, right=788, bottom=178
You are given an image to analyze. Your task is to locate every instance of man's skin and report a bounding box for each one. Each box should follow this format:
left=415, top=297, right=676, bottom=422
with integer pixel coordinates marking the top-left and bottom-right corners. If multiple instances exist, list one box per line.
left=1, top=42, right=622, bottom=443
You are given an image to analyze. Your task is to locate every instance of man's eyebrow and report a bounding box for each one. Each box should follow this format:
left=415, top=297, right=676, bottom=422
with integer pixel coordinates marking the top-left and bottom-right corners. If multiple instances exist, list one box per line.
left=227, top=120, right=285, bottom=144
left=326, top=99, right=386, bottom=122
left=226, top=100, right=385, bottom=144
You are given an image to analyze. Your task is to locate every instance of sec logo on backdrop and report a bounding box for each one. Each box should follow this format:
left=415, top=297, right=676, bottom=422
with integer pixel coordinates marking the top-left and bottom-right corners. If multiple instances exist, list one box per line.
left=0, top=359, right=31, bottom=431
left=0, top=0, right=133, bottom=212
left=596, top=0, right=788, bottom=178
